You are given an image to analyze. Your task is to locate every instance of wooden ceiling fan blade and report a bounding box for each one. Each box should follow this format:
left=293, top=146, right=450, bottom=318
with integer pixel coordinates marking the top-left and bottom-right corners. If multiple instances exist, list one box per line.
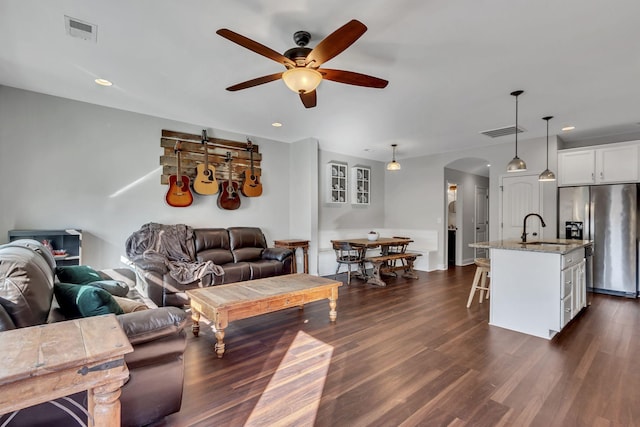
left=217, top=29, right=296, bottom=68
left=305, top=20, right=367, bottom=67
left=300, top=90, right=317, bottom=108
left=319, top=69, right=388, bottom=88
left=226, top=73, right=283, bottom=91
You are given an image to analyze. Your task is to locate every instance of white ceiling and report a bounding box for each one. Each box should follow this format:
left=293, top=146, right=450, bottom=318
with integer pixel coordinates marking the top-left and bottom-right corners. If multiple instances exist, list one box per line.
left=2, top=0, right=640, bottom=162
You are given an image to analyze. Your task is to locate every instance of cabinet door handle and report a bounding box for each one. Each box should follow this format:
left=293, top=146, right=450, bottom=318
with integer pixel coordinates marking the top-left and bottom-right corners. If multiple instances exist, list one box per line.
left=592, top=172, right=595, bottom=182
left=600, top=171, right=604, bottom=180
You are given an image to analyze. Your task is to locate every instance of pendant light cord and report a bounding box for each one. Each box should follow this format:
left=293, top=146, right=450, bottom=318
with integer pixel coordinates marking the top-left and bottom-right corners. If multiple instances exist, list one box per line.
left=515, top=94, right=519, bottom=156
left=542, top=115, right=553, bottom=169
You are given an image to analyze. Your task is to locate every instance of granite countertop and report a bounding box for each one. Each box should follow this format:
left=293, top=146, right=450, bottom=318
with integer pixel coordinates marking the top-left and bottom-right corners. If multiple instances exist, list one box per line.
left=470, top=238, right=592, bottom=254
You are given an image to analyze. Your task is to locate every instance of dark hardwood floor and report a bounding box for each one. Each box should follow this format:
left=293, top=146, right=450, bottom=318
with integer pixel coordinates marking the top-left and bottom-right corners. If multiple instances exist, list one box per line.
left=154, top=266, right=640, bottom=426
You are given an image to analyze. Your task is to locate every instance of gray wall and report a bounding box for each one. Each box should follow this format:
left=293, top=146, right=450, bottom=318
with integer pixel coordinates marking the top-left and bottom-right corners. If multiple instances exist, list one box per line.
left=318, top=149, right=385, bottom=231
left=0, top=86, right=296, bottom=269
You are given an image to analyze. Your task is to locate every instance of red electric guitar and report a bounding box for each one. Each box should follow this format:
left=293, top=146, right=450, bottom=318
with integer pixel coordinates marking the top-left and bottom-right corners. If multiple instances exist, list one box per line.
left=217, top=152, right=241, bottom=210
left=165, top=142, right=193, bottom=207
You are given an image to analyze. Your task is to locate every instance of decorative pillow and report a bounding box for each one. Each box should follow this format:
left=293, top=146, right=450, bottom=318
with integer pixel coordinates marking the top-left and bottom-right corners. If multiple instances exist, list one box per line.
left=56, top=265, right=103, bottom=285
left=86, top=280, right=129, bottom=297
left=54, top=283, right=124, bottom=318
left=113, top=296, right=149, bottom=313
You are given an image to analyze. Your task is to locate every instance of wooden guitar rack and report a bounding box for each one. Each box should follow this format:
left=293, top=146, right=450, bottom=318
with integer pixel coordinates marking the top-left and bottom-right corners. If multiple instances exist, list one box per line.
left=160, top=129, right=261, bottom=186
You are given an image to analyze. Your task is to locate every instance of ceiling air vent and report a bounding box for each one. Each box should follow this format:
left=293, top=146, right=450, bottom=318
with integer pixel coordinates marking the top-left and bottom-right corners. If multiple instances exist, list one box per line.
left=65, top=16, right=97, bottom=42
left=480, top=125, right=525, bottom=138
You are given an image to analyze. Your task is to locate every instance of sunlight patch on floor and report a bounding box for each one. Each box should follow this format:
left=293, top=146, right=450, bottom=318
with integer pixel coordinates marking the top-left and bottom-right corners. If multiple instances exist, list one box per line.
left=244, top=330, right=334, bottom=426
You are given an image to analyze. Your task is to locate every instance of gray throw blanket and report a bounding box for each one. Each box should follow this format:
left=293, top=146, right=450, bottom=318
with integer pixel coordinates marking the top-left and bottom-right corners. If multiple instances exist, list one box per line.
left=126, top=223, right=224, bottom=285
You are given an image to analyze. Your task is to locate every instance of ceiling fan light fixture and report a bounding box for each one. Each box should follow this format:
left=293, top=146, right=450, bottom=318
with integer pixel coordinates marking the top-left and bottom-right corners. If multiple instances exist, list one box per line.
left=386, top=144, right=401, bottom=171
left=282, top=68, right=322, bottom=94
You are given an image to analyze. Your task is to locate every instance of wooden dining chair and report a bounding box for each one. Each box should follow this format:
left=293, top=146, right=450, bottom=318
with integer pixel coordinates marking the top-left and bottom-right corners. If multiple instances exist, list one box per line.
left=333, top=241, right=365, bottom=285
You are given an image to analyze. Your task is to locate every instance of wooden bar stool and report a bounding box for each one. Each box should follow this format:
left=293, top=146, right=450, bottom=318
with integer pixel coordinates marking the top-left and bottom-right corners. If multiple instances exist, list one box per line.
left=466, top=258, right=490, bottom=308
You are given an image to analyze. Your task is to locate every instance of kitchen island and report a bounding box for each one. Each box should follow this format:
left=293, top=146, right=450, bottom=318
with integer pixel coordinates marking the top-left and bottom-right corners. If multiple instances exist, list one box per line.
left=470, top=238, right=592, bottom=339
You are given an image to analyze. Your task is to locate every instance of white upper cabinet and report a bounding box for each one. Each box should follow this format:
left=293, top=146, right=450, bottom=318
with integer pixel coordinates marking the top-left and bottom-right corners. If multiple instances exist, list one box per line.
left=558, top=150, right=596, bottom=186
left=558, top=141, right=640, bottom=186
left=597, top=144, right=639, bottom=183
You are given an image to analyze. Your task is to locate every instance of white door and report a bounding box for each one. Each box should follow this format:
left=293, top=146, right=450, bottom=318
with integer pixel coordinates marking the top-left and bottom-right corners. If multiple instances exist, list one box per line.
left=475, top=186, right=489, bottom=258
left=500, top=174, right=542, bottom=241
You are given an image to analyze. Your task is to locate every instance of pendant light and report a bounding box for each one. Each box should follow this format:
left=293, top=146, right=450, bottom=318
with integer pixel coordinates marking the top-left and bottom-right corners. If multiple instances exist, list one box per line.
left=506, top=90, right=527, bottom=172
left=386, top=144, right=401, bottom=171
left=538, top=116, right=556, bottom=181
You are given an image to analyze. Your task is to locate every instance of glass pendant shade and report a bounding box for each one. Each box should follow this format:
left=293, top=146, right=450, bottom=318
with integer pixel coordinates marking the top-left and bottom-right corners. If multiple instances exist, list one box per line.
left=386, top=160, right=401, bottom=171
left=282, top=68, right=322, bottom=93
left=539, top=115, right=556, bottom=182
left=507, top=156, right=527, bottom=172
left=538, top=168, right=556, bottom=181
left=387, top=144, right=401, bottom=170
left=506, top=90, right=527, bottom=172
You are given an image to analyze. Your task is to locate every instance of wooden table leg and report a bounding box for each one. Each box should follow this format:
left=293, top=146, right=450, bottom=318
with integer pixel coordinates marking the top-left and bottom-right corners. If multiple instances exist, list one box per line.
left=366, top=261, right=387, bottom=287
left=329, top=288, right=338, bottom=323
left=214, top=328, right=226, bottom=358
left=88, top=378, right=126, bottom=427
left=402, top=257, right=419, bottom=279
left=191, top=309, right=201, bottom=337
left=302, top=247, right=309, bottom=274
left=291, top=248, right=298, bottom=273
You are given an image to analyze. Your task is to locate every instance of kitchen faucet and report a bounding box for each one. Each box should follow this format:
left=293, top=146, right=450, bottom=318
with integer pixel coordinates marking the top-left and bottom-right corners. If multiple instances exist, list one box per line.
left=522, top=213, right=546, bottom=243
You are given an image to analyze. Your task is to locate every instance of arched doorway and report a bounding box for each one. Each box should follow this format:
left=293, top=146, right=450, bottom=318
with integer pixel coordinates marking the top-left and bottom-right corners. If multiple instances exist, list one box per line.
left=444, top=158, right=490, bottom=267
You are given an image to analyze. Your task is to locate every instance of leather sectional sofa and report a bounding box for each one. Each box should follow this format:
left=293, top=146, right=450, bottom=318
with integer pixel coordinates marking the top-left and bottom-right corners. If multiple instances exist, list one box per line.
left=0, top=239, right=187, bottom=427
left=131, top=226, right=294, bottom=308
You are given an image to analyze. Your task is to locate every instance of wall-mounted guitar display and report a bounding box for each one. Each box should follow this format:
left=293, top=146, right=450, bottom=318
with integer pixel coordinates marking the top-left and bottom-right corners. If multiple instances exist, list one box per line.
left=165, top=141, right=194, bottom=207
left=193, top=129, right=219, bottom=195
left=241, top=139, right=262, bottom=197
left=160, top=129, right=264, bottom=209
left=217, top=152, right=241, bottom=210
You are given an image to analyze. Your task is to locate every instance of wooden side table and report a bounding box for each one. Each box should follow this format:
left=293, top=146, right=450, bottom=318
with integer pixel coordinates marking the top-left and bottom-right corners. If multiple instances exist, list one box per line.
left=0, top=314, right=133, bottom=427
left=274, top=239, right=310, bottom=274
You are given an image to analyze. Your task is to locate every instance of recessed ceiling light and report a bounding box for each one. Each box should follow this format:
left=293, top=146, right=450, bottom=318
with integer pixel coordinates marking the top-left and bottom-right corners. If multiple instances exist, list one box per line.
left=562, top=126, right=575, bottom=131
left=94, top=78, right=112, bottom=87
left=487, top=164, right=491, bottom=167
left=271, top=122, right=282, bottom=127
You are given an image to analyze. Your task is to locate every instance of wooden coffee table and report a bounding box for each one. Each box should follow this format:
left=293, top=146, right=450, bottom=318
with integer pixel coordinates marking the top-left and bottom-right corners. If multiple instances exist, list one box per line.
left=187, top=274, right=342, bottom=358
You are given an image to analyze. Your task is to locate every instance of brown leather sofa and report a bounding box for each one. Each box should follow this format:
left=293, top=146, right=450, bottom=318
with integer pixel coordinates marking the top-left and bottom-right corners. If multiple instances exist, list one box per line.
left=0, top=239, right=188, bottom=427
left=131, top=226, right=294, bottom=307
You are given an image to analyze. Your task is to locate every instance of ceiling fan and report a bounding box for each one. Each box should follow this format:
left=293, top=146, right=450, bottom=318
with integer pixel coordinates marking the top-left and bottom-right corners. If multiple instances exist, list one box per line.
left=216, top=19, right=389, bottom=108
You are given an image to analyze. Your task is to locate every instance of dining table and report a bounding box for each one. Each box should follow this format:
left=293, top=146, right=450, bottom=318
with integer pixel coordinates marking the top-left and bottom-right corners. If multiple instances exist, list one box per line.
left=330, top=237, right=419, bottom=286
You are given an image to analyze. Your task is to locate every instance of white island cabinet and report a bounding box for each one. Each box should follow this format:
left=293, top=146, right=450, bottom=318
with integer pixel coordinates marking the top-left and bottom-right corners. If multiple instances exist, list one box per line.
left=471, top=239, right=591, bottom=339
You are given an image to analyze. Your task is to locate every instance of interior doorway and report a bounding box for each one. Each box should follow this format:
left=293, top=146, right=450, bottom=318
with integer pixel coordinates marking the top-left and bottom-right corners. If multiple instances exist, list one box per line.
left=447, top=183, right=458, bottom=267
left=444, top=158, right=490, bottom=267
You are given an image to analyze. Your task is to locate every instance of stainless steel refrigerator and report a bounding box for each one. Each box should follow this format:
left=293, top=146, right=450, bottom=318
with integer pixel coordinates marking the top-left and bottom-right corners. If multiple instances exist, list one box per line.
left=558, top=184, right=639, bottom=297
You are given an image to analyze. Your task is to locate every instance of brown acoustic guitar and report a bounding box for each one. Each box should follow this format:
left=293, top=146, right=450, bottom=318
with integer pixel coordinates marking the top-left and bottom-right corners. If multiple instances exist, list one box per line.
left=217, top=152, right=241, bottom=210
left=241, top=139, right=263, bottom=197
left=193, top=129, right=218, bottom=195
left=165, top=141, right=193, bottom=207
